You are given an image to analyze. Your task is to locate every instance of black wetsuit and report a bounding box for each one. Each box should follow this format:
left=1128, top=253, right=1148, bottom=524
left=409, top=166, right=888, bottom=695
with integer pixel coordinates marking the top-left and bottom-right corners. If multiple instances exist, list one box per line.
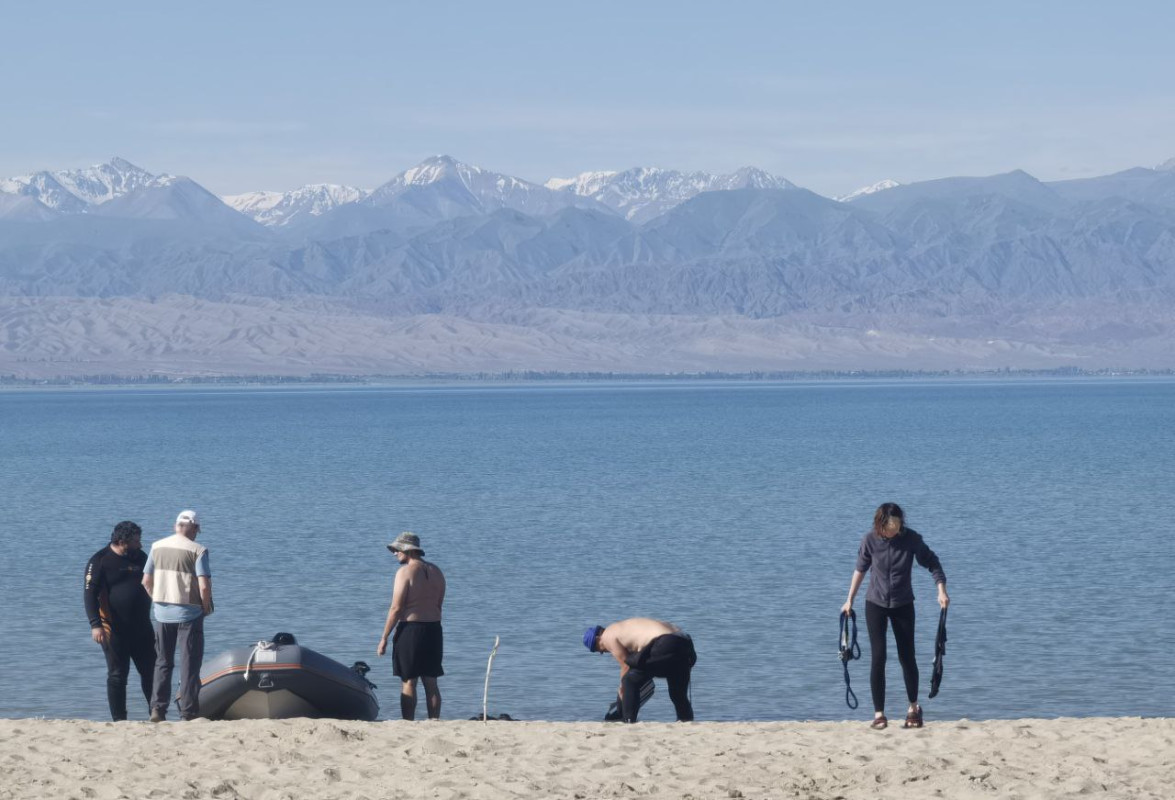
left=622, top=633, right=697, bottom=723
left=84, top=545, right=155, bottom=720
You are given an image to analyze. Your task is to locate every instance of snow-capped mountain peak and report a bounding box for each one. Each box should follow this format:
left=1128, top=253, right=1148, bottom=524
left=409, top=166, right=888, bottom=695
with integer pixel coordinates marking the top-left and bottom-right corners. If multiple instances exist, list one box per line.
left=721, top=166, right=796, bottom=190
left=398, top=154, right=467, bottom=186
left=546, top=165, right=797, bottom=223
left=382, top=155, right=535, bottom=197
left=223, top=190, right=283, bottom=214
left=837, top=179, right=902, bottom=202
left=545, top=171, right=619, bottom=195
left=1156, top=157, right=1175, bottom=172
left=222, top=184, right=368, bottom=226
left=363, top=155, right=596, bottom=218
left=0, top=157, right=172, bottom=214
left=0, top=171, right=86, bottom=214
left=55, top=157, right=161, bottom=204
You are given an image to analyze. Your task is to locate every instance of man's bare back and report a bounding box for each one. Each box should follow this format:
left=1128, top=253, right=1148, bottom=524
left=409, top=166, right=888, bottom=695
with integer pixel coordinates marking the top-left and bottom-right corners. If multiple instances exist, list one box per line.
left=599, top=617, right=680, bottom=659
left=396, top=559, right=445, bottom=622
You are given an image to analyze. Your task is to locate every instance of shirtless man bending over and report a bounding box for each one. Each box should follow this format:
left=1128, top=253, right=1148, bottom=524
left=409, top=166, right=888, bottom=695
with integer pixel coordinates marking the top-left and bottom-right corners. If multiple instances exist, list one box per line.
left=377, top=532, right=446, bottom=720
left=584, top=617, right=697, bottom=723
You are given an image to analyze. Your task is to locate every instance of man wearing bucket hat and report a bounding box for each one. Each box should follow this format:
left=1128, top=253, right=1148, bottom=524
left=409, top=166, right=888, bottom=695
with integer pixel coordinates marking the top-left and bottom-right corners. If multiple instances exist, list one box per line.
left=377, top=532, right=446, bottom=720
left=584, top=617, right=697, bottom=723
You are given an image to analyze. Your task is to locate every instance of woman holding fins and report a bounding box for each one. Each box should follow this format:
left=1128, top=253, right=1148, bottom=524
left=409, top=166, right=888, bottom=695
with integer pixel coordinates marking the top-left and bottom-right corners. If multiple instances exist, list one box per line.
left=841, top=502, right=948, bottom=729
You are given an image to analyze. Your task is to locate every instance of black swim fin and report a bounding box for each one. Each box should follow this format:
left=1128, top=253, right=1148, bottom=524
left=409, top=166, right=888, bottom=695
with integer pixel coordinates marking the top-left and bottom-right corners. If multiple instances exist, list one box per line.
left=604, top=678, right=655, bottom=721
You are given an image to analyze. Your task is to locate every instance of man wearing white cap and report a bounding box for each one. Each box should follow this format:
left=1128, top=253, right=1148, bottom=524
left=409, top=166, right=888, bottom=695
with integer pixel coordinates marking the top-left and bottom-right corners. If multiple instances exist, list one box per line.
left=142, top=510, right=213, bottom=722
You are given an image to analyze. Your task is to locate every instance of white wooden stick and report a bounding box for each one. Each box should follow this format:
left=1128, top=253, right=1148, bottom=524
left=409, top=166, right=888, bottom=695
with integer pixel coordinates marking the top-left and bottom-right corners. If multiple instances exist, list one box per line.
left=483, top=635, right=501, bottom=723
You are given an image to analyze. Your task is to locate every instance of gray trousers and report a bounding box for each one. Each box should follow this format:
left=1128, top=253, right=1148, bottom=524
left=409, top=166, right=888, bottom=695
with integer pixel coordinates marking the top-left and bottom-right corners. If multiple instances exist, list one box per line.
left=151, top=616, right=204, bottom=719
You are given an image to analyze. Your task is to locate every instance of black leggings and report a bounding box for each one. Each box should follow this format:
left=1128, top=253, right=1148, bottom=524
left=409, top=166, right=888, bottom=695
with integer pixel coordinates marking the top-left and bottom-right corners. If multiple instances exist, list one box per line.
left=622, top=634, right=696, bottom=722
left=865, top=601, right=918, bottom=712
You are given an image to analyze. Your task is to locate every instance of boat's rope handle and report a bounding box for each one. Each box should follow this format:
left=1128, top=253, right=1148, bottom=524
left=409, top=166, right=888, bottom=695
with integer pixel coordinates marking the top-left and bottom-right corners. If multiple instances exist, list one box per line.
left=243, top=640, right=276, bottom=683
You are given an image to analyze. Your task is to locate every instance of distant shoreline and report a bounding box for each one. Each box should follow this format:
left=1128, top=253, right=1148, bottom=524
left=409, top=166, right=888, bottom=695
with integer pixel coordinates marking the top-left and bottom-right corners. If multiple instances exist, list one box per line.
left=2, top=366, right=1173, bottom=389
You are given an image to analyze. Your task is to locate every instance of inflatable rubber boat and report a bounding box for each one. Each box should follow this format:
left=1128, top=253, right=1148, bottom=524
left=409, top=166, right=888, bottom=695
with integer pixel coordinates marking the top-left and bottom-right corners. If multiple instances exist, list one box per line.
left=199, top=633, right=379, bottom=721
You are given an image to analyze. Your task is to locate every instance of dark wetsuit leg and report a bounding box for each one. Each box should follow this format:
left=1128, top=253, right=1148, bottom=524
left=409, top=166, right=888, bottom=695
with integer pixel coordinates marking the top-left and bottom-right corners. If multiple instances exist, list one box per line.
left=621, top=668, right=650, bottom=723
left=102, top=636, right=133, bottom=721
left=103, top=626, right=156, bottom=720
left=660, top=635, right=696, bottom=721
left=665, top=669, right=693, bottom=722
left=129, top=629, right=156, bottom=711
left=622, top=634, right=697, bottom=722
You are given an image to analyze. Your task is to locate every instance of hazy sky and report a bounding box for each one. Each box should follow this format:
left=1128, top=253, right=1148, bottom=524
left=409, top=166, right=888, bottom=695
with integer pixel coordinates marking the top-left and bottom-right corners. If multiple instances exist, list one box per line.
left=2, top=1, right=1172, bottom=197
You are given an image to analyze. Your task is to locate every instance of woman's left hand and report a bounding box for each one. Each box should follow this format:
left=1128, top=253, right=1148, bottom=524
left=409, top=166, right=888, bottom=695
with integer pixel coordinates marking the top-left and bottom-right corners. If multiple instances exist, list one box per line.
left=938, top=589, right=950, bottom=609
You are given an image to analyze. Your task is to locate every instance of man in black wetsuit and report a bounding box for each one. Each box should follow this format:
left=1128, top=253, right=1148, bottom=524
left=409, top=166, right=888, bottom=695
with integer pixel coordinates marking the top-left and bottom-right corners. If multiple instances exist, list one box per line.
left=84, top=521, right=155, bottom=721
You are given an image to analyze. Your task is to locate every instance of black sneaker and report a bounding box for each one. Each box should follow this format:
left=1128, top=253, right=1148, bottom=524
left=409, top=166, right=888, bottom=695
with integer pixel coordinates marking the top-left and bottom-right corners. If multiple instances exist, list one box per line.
left=149, top=709, right=166, bottom=723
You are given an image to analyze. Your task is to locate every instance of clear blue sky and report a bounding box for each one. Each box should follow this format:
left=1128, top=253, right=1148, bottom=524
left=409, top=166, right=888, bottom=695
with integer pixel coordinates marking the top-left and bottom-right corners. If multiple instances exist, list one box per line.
left=2, top=1, right=1172, bottom=196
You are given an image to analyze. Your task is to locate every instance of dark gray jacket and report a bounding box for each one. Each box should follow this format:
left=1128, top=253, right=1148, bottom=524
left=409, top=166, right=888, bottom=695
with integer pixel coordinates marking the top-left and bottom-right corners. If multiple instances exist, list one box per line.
left=855, top=527, right=946, bottom=609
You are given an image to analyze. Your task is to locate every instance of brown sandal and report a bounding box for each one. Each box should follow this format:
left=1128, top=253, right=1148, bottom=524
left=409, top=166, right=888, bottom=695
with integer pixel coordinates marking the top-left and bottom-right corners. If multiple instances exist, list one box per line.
left=903, top=707, right=923, bottom=728
left=870, top=715, right=888, bottom=730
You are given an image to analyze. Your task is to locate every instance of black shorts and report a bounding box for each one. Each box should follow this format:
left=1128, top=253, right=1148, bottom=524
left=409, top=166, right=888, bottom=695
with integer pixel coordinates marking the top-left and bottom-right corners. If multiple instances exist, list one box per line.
left=392, top=621, right=444, bottom=679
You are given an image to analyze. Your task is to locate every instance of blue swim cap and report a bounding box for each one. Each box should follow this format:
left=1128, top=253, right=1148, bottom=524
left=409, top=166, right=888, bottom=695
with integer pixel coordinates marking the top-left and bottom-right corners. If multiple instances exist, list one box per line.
left=583, top=625, right=604, bottom=652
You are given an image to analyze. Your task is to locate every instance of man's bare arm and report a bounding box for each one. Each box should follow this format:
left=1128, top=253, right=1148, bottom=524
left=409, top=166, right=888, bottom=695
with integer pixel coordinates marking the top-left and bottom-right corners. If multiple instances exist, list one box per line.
left=604, top=641, right=631, bottom=696
left=199, top=576, right=213, bottom=616
left=377, top=570, right=408, bottom=656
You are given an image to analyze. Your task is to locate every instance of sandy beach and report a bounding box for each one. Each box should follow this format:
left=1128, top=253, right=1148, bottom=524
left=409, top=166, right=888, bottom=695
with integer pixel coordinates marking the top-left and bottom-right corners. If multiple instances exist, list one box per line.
left=0, top=717, right=1170, bottom=799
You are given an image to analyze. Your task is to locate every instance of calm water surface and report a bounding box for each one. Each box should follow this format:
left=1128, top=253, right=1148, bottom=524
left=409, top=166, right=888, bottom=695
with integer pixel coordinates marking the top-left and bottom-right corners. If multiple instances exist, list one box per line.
left=0, top=379, right=1172, bottom=721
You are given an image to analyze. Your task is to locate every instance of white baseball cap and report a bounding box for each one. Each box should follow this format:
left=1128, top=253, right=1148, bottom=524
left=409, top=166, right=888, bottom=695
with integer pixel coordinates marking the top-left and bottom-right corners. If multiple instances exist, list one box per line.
left=176, top=509, right=200, bottom=527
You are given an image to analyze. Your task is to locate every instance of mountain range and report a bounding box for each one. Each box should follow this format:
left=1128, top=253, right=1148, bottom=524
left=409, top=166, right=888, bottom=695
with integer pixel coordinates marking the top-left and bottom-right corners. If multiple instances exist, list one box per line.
left=2, top=154, right=1175, bottom=376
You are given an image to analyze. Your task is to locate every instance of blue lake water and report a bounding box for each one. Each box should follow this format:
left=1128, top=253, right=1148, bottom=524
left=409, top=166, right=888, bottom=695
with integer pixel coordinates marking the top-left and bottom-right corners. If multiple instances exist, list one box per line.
left=1, top=379, right=1172, bottom=722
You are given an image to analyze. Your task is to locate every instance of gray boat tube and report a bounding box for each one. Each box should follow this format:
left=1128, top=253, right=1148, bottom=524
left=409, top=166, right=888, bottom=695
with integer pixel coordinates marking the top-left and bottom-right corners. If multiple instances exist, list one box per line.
left=199, top=633, right=379, bottom=721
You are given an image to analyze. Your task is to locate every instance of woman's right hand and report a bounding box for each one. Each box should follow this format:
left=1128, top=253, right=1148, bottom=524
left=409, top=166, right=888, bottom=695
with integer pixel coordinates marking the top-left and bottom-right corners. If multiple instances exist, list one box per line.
left=841, top=601, right=853, bottom=616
